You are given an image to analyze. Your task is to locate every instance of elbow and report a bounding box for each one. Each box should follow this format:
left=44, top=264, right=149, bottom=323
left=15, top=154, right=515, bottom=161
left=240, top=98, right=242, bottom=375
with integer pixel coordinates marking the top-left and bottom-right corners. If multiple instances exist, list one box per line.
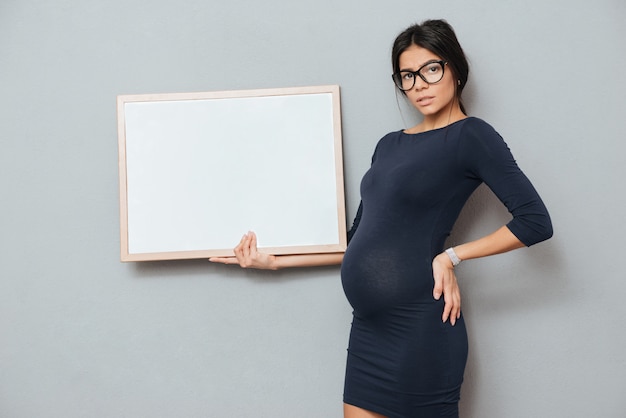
left=509, top=213, right=553, bottom=247
left=527, top=215, right=553, bottom=246
left=538, top=210, right=554, bottom=242
left=534, top=223, right=553, bottom=245
left=543, top=220, right=554, bottom=241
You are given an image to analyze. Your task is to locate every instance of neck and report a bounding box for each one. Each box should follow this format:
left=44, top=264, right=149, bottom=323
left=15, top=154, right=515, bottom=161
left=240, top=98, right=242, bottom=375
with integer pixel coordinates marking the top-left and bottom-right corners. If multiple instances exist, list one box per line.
left=422, top=108, right=466, bottom=130
left=409, top=104, right=466, bottom=134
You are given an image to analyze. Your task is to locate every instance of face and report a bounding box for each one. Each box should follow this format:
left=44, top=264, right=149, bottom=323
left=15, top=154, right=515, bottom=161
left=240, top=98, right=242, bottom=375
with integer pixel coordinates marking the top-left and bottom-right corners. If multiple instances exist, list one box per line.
left=397, top=44, right=459, bottom=119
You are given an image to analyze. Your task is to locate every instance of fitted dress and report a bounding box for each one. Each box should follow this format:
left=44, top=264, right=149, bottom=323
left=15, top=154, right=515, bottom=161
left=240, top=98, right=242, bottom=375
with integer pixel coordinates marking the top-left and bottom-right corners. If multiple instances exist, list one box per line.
left=340, top=117, right=552, bottom=417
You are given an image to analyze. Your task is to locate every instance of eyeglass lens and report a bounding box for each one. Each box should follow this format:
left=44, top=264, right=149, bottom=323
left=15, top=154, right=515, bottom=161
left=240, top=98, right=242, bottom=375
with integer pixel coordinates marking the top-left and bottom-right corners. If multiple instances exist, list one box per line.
left=394, top=61, right=445, bottom=91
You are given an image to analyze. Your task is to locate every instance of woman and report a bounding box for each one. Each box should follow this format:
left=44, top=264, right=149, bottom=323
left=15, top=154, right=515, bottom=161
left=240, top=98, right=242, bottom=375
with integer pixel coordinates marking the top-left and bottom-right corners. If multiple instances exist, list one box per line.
left=210, top=19, right=552, bottom=418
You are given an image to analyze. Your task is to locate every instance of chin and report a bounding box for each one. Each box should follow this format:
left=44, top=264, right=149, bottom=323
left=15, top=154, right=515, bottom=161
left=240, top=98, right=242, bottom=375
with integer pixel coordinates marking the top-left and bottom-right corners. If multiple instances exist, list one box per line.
left=415, top=108, right=444, bottom=117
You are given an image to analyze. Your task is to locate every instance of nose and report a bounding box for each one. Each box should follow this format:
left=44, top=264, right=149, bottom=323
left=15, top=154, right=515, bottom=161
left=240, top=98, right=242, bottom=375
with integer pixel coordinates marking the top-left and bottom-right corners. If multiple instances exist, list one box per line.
left=412, top=75, right=429, bottom=91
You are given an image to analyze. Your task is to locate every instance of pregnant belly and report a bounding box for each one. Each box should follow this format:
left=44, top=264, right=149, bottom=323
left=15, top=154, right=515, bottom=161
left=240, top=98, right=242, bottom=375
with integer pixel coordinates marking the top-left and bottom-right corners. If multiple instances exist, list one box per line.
left=340, top=241, right=434, bottom=316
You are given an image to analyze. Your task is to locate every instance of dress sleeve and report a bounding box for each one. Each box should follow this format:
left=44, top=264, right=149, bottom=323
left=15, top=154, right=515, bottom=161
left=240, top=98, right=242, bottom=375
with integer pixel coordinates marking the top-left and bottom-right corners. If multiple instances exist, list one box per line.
left=457, top=119, right=553, bottom=246
left=347, top=201, right=363, bottom=243
left=346, top=138, right=385, bottom=243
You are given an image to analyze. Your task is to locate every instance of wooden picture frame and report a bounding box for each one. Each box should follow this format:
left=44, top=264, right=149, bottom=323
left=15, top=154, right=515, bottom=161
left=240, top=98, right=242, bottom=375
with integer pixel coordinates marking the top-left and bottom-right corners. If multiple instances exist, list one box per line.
left=117, top=85, right=346, bottom=262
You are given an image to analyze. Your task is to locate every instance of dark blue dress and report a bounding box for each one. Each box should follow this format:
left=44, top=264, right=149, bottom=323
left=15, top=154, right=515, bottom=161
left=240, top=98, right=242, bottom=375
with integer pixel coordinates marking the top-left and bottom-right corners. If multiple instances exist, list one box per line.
left=341, top=117, right=552, bottom=417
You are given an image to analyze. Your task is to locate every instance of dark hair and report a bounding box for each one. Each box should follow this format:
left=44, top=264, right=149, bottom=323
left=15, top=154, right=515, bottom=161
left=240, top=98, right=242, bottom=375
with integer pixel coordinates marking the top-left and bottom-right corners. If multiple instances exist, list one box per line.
left=391, top=19, right=469, bottom=114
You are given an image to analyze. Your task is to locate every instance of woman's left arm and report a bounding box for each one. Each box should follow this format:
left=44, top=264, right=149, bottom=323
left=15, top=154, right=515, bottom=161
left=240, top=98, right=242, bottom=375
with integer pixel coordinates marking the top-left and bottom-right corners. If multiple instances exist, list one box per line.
left=433, top=120, right=554, bottom=324
left=432, top=225, right=524, bottom=326
left=457, top=120, right=553, bottom=250
left=445, top=225, right=526, bottom=262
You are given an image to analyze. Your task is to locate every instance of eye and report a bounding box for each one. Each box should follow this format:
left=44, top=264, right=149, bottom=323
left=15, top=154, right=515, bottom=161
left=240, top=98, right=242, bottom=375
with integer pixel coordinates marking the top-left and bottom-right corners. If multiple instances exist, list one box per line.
left=425, top=64, right=441, bottom=74
left=402, top=72, right=415, bottom=80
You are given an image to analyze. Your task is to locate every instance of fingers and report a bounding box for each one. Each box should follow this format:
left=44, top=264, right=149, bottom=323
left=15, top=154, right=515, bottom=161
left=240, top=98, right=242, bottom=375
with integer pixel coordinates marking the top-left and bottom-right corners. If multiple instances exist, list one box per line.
left=233, top=233, right=247, bottom=260
left=208, top=257, right=238, bottom=265
left=249, top=231, right=259, bottom=257
left=231, top=232, right=248, bottom=263
left=210, top=231, right=276, bottom=270
left=442, top=294, right=452, bottom=324
left=433, top=254, right=461, bottom=326
left=219, top=231, right=263, bottom=268
left=442, top=284, right=461, bottom=326
left=245, top=231, right=258, bottom=245
left=441, top=273, right=461, bottom=326
left=210, top=232, right=252, bottom=266
left=238, top=232, right=253, bottom=267
left=433, top=274, right=443, bottom=300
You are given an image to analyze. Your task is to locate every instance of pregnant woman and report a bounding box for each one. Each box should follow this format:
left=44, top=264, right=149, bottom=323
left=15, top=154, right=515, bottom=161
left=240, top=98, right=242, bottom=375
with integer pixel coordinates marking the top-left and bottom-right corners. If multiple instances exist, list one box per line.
left=210, top=19, right=553, bottom=418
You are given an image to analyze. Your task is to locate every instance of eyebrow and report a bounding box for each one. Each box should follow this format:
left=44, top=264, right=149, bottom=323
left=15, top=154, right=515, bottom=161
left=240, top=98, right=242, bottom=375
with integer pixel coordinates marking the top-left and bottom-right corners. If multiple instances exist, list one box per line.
left=399, top=59, right=441, bottom=72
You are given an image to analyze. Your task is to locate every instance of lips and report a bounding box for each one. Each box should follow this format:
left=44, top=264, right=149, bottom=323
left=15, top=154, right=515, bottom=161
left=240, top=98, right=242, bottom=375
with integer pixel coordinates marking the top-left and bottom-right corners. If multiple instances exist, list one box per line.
left=416, top=96, right=435, bottom=106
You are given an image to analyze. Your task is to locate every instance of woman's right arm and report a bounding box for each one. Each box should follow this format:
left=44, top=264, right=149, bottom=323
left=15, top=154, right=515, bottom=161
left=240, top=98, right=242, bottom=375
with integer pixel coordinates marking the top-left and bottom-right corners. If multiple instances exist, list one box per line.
left=208, top=231, right=344, bottom=270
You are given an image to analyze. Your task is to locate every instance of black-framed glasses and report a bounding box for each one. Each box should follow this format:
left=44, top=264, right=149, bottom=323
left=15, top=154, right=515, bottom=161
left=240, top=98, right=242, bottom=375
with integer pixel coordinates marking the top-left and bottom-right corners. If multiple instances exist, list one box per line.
left=392, top=60, right=447, bottom=91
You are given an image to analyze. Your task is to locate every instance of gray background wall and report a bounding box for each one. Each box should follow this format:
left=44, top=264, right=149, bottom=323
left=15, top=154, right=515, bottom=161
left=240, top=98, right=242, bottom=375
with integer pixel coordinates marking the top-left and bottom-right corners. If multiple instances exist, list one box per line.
left=1, top=0, right=624, bottom=417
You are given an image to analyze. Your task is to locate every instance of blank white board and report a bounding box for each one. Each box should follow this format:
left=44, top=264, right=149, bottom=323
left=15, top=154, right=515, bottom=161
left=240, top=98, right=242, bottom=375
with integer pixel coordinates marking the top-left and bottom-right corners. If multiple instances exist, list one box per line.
left=117, top=85, right=346, bottom=261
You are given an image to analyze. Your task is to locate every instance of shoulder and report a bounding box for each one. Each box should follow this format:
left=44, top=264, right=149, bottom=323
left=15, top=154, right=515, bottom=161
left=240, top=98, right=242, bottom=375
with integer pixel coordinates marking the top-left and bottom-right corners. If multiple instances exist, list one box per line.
left=379, top=130, right=404, bottom=142
left=372, top=130, right=403, bottom=150
left=457, top=117, right=509, bottom=151
left=458, top=117, right=501, bottom=139
left=455, top=117, right=516, bottom=169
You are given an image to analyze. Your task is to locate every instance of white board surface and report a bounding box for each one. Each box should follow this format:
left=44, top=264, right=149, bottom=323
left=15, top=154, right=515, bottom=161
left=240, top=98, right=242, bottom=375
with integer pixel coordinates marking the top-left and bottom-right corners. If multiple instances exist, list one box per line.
left=117, top=85, right=346, bottom=261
